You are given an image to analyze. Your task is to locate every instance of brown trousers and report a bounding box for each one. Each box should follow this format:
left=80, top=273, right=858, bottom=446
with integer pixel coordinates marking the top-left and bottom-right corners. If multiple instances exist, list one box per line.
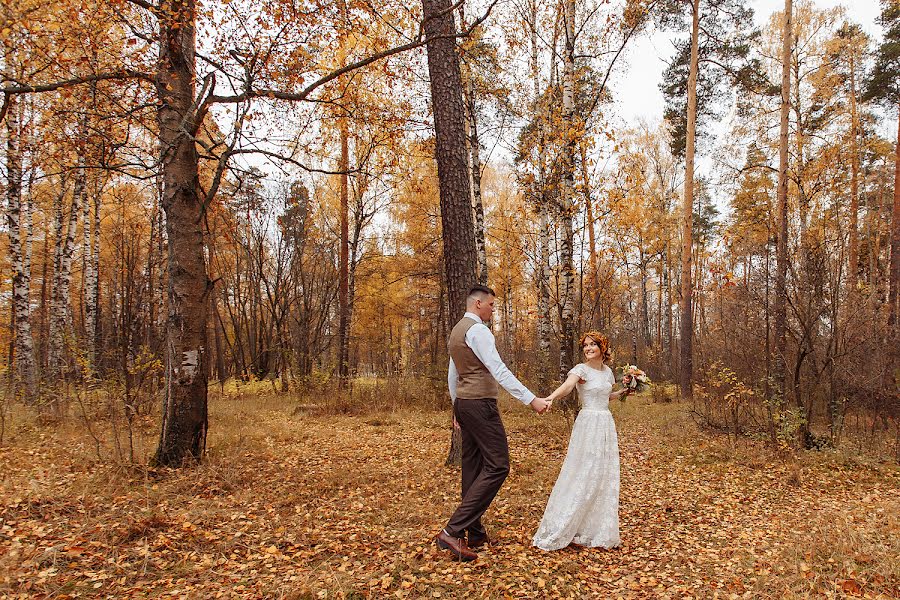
left=445, top=398, right=510, bottom=539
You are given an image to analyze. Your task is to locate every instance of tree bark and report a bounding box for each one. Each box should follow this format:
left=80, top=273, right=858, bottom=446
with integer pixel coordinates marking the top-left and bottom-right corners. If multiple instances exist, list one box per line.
left=153, top=0, right=209, bottom=467
left=338, top=118, right=350, bottom=383
left=5, top=95, right=38, bottom=400
left=422, top=0, right=477, bottom=321
left=528, top=0, right=552, bottom=389
left=889, top=104, right=900, bottom=336
left=82, top=177, right=96, bottom=374
left=48, top=153, right=83, bottom=383
left=640, top=248, right=652, bottom=347
left=774, top=0, right=792, bottom=415
left=422, top=0, right=476, bottom=468
left=467, top=81, right=488, bottom=286
left=848, top=50, right=860, bottom=292
left=458, top=3, right=488, bottom=286
left=582, top=142, right=601, bottom=329
left=558, top=0, right=577, bottom=389
left=680, top=0, right=700, bottom=401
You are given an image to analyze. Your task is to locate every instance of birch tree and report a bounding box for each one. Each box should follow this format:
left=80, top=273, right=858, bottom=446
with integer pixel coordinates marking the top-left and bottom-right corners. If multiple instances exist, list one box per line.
left=5, top=95, right=38, bottom=400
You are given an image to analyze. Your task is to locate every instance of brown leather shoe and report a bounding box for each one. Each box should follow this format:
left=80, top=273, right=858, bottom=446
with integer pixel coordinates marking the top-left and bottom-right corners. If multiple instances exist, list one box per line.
left=435, top=531, right=477, bottom=561
left=467, top=533, right=490, bottom=548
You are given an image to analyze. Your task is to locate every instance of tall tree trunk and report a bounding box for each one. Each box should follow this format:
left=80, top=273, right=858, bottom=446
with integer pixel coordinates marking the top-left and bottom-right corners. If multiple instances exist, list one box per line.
left=848, top=51, right=860, bottom=292
left=153, top=0, right=209, bottom=467
left=422, top=0, right=476, bottom=468
left=338, top=118, right=350, bottom=384
left=40, top=200, right=51, bottom=369
left=5, top=95, right=38, bottom=401
left=467, top=82, right=488, bottom=286
left=82, top=180, right=96, bottom=374
left=640, top=252, right=651, bottom=347
left=48, top=188, right=64, bottom=376
left=528, top=0, right=552, bottom=388
left=24, top=170, right=34, bottom=313
left=48, top=157, right=83, bottom=383
left=458, top=2, right=488, bottom=286
left=774, top=0, right=792, bottom=417
left=92, top=182, right=102, bottom=366
left=213, top=300, right=227, bottom=384
left=155, top=179, right=166, bottom=349
left=889, top=104, right=900, bottom=336
left=538, top=205, right=552, bottom=382
left=347, top=205, right=364, bottom=370
left=422, top=0, right=477, bottom=322
left=789, top=49, right=815, bottom=442
left=680, top=0, right=700, bottom=401
left=558, top=0, right=577, bottom=389
left=665, top=242, right=674, bottom=377
left=581, top=142, right=601, bottom=329
left=146, top=195, right=158, bottom=350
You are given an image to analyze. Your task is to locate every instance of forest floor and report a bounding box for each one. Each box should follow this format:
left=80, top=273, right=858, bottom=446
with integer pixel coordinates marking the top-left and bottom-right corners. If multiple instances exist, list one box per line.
left=0, top=383, right=898, bottom=599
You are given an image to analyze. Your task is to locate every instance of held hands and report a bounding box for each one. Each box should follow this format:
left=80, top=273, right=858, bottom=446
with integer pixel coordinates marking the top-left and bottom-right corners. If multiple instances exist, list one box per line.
left=530, top=397, right=552, bottom=414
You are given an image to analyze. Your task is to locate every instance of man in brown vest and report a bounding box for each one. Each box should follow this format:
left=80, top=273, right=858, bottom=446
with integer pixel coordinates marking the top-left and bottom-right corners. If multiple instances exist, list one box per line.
left=435, top=285, right=551, bottom=561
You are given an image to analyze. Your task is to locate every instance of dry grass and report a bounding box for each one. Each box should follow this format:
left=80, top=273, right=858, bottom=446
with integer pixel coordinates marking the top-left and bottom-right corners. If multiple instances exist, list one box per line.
left=0, top=383, right=897, bottom=598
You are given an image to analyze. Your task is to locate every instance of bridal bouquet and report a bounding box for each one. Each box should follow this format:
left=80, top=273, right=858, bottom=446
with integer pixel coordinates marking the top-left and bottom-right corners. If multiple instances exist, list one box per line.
left=620, top=365, right=651, bottom=393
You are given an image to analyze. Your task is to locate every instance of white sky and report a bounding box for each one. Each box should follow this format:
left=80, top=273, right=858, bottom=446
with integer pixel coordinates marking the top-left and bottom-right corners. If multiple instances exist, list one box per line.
left=612, top=0, right=886, bottom=126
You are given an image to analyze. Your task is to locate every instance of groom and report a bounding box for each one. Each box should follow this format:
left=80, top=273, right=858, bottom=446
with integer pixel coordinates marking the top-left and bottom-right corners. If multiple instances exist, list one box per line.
left=435, top=285, right=551, bottom=561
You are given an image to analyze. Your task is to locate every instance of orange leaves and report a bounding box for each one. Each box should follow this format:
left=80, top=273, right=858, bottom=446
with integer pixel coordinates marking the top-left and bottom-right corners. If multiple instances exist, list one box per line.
left=839, top=578, right=863, bottom=595
left=2, top=402, right=898, bottom=597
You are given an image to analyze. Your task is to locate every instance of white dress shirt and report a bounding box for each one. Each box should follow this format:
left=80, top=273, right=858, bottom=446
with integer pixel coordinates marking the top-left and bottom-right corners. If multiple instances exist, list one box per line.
left=448, top=312, right=536, bottom=405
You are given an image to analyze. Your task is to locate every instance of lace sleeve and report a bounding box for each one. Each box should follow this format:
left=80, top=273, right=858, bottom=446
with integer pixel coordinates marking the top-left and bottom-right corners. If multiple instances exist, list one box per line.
left=567, top=364, right=588, bottom=380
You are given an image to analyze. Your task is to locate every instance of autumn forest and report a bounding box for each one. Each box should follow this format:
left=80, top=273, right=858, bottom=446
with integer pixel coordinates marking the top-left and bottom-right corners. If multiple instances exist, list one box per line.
left=1, top=0, right=899, bottom=597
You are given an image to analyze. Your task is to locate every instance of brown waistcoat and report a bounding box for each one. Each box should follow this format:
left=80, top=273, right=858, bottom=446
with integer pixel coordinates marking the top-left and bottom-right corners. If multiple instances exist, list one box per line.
left=449, top=317, right=499, bottom=400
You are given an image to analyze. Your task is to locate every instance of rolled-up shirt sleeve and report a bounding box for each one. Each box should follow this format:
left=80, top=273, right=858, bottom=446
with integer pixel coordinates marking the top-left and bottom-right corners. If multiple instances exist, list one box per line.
left=467, top=325, right=536, bottom=405
left=448, top=357, right=458, bottom=403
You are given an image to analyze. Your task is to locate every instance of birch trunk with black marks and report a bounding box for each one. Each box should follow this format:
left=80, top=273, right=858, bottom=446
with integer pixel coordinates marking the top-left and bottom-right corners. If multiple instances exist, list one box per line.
left=82, top=177, right=97, bottom=374
left=458, top=3, right=488, bottom=286
left=468, top=86, right=488, bottom=286
left=528, top=0, right=552, bottom=388
left=558, top=0, right=577, bottom=392
left=48, top=148, right=84, bottom=384
left=5, top=95, right=38, bottom=400
left=888, top=105, right=900, bottom=337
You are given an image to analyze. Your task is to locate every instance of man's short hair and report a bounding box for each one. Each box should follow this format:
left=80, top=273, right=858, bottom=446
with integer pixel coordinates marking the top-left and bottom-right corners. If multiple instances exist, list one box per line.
left=468, top=284, right=496, bottom=300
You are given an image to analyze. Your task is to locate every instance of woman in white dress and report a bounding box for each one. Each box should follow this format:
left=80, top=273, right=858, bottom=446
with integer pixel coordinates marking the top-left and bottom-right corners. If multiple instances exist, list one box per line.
left=532, top=331, right=632, bottom=551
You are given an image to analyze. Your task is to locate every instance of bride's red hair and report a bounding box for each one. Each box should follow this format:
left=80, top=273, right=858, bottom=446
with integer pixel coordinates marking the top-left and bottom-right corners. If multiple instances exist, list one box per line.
left=579, top=331, right=611, bottom=362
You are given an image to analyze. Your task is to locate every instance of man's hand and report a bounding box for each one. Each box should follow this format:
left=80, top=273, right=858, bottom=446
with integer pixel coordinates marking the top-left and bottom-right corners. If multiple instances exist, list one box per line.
left=530, top=397, right=551, bottom=414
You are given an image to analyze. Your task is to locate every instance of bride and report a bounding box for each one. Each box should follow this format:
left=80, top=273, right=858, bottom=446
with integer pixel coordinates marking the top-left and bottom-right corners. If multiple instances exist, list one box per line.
left=532, top=331, right=632, bottom=551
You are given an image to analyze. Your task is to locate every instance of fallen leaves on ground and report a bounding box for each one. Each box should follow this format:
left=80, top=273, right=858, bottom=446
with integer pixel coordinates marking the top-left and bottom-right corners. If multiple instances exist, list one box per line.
left=0, top=397, right=897, bottom=598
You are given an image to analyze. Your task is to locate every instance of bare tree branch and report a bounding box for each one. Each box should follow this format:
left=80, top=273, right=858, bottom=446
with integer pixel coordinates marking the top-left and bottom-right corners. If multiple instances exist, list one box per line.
left=207, top=0, right=498, bottom=106
left=1, top=70, right=153, bottom=122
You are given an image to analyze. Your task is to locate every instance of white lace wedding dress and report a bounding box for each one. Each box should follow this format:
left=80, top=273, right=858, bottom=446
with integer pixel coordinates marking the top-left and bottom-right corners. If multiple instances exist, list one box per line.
left=532, top=363, right=621, bottom=551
